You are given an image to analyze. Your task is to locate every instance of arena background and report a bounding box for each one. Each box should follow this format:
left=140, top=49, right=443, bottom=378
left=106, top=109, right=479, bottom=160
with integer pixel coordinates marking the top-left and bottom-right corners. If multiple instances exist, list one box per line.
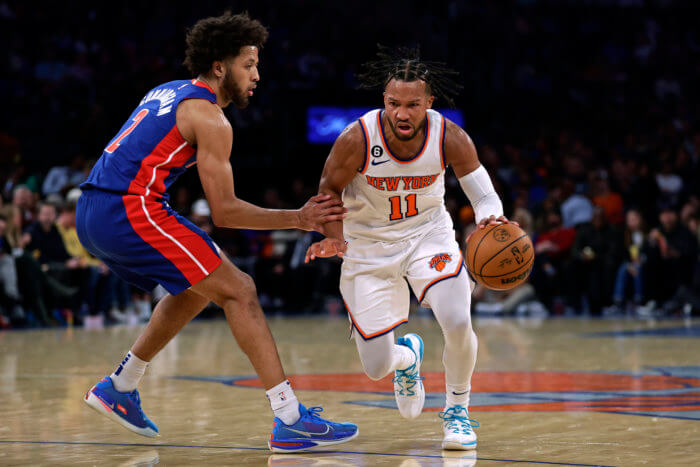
left=0, top=0, right=698, bottom=327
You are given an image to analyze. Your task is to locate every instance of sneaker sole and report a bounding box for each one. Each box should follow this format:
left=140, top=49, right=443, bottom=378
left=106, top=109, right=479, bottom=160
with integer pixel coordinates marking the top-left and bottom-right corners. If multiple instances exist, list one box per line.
left=84, top=389, right=159, bottom=438
left=268, top=428, right=360, bottom=452
left=442, top=439, right=477, bottom=450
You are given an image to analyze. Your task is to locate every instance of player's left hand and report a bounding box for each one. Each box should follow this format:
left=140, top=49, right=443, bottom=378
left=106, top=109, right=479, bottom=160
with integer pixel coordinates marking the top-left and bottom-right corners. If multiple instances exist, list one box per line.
left=467, top=215, right=519, bottom=243
left=304, top=238, right=347, bottom=263
left=298, top=194, right=347, bottom=231
left=476, top=215, right=518, bottom=230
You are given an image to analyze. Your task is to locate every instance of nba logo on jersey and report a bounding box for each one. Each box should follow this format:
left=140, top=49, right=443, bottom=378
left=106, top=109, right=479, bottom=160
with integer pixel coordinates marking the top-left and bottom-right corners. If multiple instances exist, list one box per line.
left=429, top=253, right=452, bottom=272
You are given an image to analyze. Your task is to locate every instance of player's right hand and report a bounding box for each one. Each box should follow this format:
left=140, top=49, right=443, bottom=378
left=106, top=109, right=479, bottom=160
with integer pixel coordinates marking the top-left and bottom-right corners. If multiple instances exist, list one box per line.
left=298, top=194, right=347, bottom=231
left=304, top=238, right=347, bottom=263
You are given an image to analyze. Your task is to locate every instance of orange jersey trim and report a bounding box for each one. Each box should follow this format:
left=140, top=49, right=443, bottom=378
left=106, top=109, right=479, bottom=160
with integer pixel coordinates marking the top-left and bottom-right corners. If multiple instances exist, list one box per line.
left=439, top=114, right=447, bottom=170
left=377, top=111, right=430, bottom=164
left=358, top=118, right=370, bottom=174
left=418, top=251, right=465, bottom=303
left=344, top=301, right=408, bottom=340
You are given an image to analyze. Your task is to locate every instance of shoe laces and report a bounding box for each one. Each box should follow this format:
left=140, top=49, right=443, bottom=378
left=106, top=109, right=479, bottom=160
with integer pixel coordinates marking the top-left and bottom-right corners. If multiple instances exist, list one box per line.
left=393, top=362, right=424, bottom=396
left=305, top=406, right=324, bottom=419
left=127, top=389, right=145, bottom=417
left=438, top=406, right=479, bottom=434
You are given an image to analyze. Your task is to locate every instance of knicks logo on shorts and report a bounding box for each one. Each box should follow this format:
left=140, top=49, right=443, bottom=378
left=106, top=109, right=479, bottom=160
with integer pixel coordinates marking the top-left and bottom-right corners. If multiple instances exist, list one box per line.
left=429, top=253, right=452, bottom=272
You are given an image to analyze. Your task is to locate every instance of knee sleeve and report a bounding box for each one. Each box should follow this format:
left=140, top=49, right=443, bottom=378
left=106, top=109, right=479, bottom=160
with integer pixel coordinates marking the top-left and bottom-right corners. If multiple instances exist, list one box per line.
left=426, top=272, right=474, bottom=339
left=425, top=273, right=478, bottom=387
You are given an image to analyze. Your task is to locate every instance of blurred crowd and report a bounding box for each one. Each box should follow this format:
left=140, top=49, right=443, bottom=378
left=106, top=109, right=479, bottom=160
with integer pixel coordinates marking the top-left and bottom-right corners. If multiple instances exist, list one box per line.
left=1, top=0, right=699, bottom=328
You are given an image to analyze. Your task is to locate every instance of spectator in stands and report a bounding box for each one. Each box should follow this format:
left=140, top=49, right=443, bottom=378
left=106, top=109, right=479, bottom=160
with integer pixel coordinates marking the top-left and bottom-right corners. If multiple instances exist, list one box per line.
left=560, top=179, right=593, bottom=228
left=190, top=199, right=213, bottom=235
left=11, top=185, right=36, bottom=240
left=55, top=198, right=110, bottom=328
left=511, top=207, right=534, bottom=237
left=660, top=202, right=700, bottom=315
left=22, top=202, right=74, bottom=268
left=592, top=172, right=624, bottom=226
left=0, top=214, right=23, bottom=327
left=572, top=207, right=624, bottom=314
left=655, top=161, right=684, bottom=212
left=608, top=209, right=649, bottom=314
left=645, top=206, right=698, bottom=310
left=41, top=154, right=87, bottom=196
left=629, top=162, right=661, bottom=226
left=531, top=209, right=577, bottom=311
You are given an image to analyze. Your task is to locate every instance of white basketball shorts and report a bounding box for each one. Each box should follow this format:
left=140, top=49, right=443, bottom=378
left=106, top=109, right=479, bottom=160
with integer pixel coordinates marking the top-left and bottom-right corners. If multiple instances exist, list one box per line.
left=340, top=227, right=468, bottom=340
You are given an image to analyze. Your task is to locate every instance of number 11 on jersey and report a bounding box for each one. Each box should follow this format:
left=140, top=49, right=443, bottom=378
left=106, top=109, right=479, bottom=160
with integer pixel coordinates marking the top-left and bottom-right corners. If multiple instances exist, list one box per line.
left=389, top=194, right=418, bottom=221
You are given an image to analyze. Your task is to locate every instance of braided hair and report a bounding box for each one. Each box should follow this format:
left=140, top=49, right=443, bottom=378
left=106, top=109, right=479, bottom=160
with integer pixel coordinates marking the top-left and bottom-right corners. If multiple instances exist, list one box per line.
left=357, top=45, right=462, bottom=108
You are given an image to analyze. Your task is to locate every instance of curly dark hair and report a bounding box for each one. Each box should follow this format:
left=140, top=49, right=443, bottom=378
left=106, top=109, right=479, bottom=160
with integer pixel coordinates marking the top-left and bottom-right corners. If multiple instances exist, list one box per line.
left=184, top=11, right=269, bottom=76
left=357, top=45, right=462, bottom=108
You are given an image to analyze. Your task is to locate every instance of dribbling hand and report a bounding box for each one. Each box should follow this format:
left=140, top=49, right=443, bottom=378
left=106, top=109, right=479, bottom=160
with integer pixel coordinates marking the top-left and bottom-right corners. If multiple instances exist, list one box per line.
left=467, top=215, right=519, bottom=243
left=304, top=238, right=347, bottom=263
left=297, top=194, right=347, bottom=232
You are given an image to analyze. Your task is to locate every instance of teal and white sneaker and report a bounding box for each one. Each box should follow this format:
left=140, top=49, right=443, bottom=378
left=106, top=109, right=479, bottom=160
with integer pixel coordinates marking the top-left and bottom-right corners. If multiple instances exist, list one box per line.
left=394, top=333, right=425, bottom=419
left=439, top=405, right=479, bottom=450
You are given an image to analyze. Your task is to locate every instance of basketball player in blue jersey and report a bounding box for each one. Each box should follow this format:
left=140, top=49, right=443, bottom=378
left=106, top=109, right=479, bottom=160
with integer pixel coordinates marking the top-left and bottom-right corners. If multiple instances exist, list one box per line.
left=77, top=12, right=358, bottom=452
left=305, top=47, right=515, bottom=450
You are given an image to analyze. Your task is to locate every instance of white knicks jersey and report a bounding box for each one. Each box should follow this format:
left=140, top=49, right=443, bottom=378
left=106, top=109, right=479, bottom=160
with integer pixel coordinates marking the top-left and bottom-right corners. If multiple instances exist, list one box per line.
left=343, top=109, right=454, bottom=242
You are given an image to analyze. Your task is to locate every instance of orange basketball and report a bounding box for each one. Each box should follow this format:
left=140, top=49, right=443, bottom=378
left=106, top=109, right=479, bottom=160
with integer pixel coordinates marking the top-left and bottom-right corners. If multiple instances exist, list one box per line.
left=465, top=223, right=534, bottom=291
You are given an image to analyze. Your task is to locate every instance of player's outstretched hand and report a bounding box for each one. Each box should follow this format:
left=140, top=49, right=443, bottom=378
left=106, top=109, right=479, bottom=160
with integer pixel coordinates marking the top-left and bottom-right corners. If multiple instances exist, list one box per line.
left=467, top=215, right=520, bottom=243
left=298, top=194, right=347, bottom=231
left=304, top=238, right=347, bottom=263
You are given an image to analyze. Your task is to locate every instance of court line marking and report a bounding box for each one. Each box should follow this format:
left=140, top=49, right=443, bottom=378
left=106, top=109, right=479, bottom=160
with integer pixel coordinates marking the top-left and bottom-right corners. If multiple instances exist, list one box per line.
left=0, top=440, right=615, bottom=466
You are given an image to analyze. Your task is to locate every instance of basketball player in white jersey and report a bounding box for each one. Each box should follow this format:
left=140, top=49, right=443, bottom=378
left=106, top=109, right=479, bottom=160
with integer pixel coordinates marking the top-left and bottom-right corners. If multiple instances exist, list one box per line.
left=305, top=47, right=513, bottom=450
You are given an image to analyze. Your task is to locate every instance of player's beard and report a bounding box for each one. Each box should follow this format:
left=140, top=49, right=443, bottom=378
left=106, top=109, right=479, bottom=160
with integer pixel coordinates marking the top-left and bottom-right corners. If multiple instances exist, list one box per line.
left=224, top=73, right=249, bottom=109
left=388, top=115, right=427, bottom=141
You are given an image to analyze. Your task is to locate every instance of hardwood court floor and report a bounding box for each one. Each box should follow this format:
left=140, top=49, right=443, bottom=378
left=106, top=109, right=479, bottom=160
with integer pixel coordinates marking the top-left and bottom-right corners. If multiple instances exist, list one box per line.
left=1, top=315, right=699, bottom=466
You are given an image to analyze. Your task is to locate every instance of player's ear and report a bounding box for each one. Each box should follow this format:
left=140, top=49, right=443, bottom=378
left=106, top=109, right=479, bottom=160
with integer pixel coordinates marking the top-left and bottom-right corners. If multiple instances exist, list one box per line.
left=212, top=60, right=225, bottom=79
left=427, top=95, right=435, bottom=109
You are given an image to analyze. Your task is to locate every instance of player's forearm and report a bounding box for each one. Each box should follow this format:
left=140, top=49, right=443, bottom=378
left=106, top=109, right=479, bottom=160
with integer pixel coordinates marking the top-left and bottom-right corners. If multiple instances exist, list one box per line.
left=459, top=165, right=503, bottom=222
left=322, top=220, right=345, bottom=241
left=213, top=199, right=300, bottom=230
left=318, top=184, right=345, bottom=241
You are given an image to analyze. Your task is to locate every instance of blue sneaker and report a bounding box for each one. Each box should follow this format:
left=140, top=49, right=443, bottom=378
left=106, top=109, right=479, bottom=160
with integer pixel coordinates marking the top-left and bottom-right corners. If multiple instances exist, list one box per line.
left=439, top=405, right=479, bottom=450
left=394, top=333, right=425, bottom=419
left=268, top=404, right=358, bottom=452
left=84, top=376, right=159, bottom=437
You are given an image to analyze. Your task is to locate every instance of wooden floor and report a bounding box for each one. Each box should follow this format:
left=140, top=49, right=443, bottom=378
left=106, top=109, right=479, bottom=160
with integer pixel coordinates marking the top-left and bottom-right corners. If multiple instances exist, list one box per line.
left=1, top=315, right=699, bottom=466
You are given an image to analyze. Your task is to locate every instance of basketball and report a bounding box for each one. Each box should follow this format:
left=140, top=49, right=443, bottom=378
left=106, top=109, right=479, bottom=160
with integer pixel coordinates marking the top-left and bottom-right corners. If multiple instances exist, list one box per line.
left=466, top=223, right=534, bottom=291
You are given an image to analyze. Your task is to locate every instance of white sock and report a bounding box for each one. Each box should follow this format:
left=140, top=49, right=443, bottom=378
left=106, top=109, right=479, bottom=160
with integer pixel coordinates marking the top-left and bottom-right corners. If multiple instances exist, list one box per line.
left=393, top=344, right=417, bottom=370
left=266, top=380, right=300, bottom=425
left=446, top=384, right=471, bottom=408
left=110, top=351, right=148, bottom=393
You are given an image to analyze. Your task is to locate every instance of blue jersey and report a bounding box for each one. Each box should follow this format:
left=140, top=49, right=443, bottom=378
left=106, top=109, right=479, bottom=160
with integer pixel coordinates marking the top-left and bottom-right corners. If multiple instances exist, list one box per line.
left=82, top=79, right=217, bottom=199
